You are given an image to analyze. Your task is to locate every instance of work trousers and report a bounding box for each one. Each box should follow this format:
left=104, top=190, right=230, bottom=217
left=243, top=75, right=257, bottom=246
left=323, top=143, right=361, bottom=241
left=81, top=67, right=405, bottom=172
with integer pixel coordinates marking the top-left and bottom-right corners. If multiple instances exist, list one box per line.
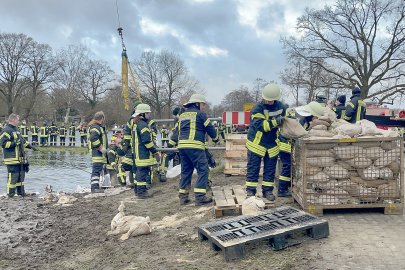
left=135, top=166, right=151, bottom=195
left=6, top=164, right=25, bottom=197
left=40, top=136, right=48, bottom=146
left=245, top=150, right=278, bottom=195
left=32, top=135, right=38, bottom=144
left=60, top=136, right=66, bottom=146
left=80, top=136, right=87, bottom=147
left=50, top=135, right=57, bottom=146
left=121, top=162, right=135, bottom=185
left=90, top=162, right=104, bottom=190
left=69, top=137, right=75, bottom=146
left=178, top=148, right=209, bottom=198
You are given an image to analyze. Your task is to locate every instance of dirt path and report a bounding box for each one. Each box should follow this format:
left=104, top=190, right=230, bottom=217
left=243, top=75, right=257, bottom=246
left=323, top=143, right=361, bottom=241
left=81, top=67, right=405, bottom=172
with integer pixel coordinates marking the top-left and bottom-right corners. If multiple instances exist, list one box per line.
left=0, top=169, right=316, bottom=270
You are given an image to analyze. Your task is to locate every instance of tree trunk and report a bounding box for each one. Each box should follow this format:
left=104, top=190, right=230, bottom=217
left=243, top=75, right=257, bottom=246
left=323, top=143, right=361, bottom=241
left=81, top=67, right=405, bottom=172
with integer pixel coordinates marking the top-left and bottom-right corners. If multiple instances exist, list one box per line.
left=64, top=106, right=71, bottom=124
left=23, top=93, right=37, bottom=120
left=7, top=94, right=13, bottom=115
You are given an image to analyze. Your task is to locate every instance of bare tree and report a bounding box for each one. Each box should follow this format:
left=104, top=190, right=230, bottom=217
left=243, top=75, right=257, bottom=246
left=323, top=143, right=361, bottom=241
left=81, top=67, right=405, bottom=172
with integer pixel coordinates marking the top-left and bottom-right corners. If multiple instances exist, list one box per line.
left=221, top=85, right=254, bottom=111
left=52, top=45, right=90, bottom=123
left=134, top=51, right=165, bottom=118
left=79, top=59, right=115, bottom=109
left=281, top=0, right=405, bottom=103
left=251, top=78, right=268, bottom=102
left=0, top=33, right=33, bottom=114
left=22, top=42, right=56, bottom=119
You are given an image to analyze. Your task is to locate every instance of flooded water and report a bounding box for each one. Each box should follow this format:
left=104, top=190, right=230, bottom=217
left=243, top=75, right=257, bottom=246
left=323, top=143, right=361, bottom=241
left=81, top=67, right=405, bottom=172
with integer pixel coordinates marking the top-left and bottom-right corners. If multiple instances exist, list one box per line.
left=0, top=150, right=92, bottom=195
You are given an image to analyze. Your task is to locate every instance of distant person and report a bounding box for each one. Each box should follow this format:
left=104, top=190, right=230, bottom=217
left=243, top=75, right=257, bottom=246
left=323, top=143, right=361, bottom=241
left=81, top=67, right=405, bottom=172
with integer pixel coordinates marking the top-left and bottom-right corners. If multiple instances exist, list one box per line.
left=315, top=94, right=328, bottom=106
left=59, top=124, right=67, bottom=146
left=40, top=121, right=49, bottom=146
left=19, top=120, right=29, bottom=141
left=0, top=113, right=37, bottom=197
left=343, top=87, right=366, bottom=123
left=68, top=123, right=76, bottom=147
left=30, top=122, right=39, bottom=145
left=49, top=121, right=58, bottom=146
left=333, top=95, right=346, bottom=119
left=88, top=112, right=108, bottom=193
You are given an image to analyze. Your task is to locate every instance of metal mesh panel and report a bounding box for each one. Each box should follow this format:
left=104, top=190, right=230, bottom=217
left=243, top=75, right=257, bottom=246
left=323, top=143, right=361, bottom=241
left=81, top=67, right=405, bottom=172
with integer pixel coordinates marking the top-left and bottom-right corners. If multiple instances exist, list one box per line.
left=292, top=138, right=403, bottom=208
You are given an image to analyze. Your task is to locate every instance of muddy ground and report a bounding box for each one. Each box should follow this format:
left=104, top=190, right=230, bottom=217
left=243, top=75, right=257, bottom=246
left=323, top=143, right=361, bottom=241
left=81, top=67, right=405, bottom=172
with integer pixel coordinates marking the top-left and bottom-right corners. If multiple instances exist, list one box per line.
left=0, top=165, right=323, bottom=270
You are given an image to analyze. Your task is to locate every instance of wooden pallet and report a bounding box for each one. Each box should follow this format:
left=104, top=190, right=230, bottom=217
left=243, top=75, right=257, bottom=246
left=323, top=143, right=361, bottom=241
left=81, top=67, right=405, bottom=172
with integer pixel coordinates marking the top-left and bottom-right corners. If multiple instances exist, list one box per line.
left=212, top=185, right=274, bottom=218
left=198, top=206, right=329, bottom=261
left=292, top=191, right=404, bottom=216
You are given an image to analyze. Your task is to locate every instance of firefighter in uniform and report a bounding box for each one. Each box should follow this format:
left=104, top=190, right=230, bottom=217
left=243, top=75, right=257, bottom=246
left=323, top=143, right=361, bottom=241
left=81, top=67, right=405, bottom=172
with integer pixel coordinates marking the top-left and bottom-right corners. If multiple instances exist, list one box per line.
left=278, top=102, right=325, bottom=197
left=40, top=121, right=49, bottom=146
left=49, top=121, right=58, bottom=146
left=30, top=122, right=39, bottom=145
left=59, top=125, right=67, bottom=146
left=106, top=135, right=125, bottom=186
left=218, top=122, right=226, bottom=142
left=332, top=95, right=346, bottom=119
left=343, top=87, right=366, bottom=123
left=88, top=112, right=108, bottom=193
left=19, top=120, right=29, bottom=142
left=68, top=123, right=76, bottom=146
left=245, top=84, right=286, bottom=201
left=171, top=94, right=218, bottom=206
left=160, top=125, right=170, bottom=148
left=128, top=104, right=159, bottom=199
left=79, top=123, right=88, bottom=147
left=122, top=119, right=136, bottom=188
left=0, top=114, right=37, bottom=197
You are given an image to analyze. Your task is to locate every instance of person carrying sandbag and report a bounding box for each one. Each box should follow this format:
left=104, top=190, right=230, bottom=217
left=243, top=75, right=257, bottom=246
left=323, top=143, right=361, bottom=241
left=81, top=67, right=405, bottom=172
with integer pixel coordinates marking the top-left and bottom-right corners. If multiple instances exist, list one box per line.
left=245, top=83, right=286, bottom=201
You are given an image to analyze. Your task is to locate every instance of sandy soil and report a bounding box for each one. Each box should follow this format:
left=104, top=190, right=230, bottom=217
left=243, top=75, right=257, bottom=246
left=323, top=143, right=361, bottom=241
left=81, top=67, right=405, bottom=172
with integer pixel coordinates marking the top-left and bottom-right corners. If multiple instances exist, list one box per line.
left=0, top=167, right=315, bottom=270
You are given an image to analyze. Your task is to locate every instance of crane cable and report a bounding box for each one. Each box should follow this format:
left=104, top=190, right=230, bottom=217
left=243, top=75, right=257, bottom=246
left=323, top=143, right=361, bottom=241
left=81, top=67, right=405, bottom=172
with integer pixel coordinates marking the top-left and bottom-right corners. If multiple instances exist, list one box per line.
left=115, top=0, right=141, bottom=109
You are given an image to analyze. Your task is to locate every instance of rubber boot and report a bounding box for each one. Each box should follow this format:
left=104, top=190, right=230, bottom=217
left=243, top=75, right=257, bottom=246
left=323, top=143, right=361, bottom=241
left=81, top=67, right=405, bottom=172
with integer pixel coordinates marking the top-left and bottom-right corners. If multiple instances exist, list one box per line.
left=91, top=184, right=104, bottom=193
left=263, top=191, right=275, bottom=201
left=278, top=190, right=292, bottom=197
left=179, top=194, right=191, bottom=205
left=246, top=189, right=256, bottom=198
left=159, top=173, right=167, bottom=183
left=137, top=186, right=152, bottom=199
left=195, top=194, right=213, bottom=206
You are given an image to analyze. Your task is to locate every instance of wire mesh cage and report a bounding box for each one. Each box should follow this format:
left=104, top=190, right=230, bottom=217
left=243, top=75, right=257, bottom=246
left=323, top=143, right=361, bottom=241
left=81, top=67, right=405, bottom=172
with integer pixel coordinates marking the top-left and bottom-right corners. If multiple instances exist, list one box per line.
left=292, top=137, right=404, bottom=215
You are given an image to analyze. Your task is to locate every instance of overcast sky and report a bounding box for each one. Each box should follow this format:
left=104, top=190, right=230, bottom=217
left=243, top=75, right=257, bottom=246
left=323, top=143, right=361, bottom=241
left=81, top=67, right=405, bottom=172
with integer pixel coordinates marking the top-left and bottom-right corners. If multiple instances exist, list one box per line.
left=0, top=0, right=334, bottom=105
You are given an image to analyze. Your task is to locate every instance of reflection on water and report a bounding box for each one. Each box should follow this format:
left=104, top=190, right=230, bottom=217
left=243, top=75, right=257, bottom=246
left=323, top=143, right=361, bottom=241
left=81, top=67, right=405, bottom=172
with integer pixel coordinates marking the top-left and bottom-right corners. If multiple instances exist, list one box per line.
left=0, top=150, right=92, bottom=195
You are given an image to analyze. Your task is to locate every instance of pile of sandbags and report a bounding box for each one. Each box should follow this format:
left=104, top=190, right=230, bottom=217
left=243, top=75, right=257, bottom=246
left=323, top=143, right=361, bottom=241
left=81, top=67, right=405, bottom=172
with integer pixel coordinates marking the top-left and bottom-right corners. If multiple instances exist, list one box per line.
left=306, top=107, right=400, bottom=138
left=295, top=141, right=401, bottom=205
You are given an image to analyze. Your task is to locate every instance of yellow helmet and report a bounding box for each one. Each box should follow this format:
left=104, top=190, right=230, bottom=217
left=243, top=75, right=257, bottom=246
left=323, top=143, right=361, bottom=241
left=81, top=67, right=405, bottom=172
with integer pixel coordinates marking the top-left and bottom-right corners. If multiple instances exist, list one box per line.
left=132, top=103, right=151, bottom=117
left=184, top=93, right=207, bottom=105
left=301, top=101, right=325, bottom=117
left=262, top=83, right=281, bottom=101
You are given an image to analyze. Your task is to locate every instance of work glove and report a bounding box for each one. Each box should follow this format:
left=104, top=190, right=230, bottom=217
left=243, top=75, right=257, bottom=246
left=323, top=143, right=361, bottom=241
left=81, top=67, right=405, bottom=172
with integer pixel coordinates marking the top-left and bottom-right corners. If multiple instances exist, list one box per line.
left=274, top=115, right=284, bottom=126
left=15, top=139, right=21, bottom=146
left=212, top=138, right=219, bottom=144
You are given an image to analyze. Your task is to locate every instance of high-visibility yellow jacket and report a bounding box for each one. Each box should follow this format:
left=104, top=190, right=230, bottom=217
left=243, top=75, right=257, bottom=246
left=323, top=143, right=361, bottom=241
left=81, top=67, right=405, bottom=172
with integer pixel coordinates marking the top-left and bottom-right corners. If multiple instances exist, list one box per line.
left=88, top=124, right=108, bottom=163
left=0, top=124, right=30, bottom=165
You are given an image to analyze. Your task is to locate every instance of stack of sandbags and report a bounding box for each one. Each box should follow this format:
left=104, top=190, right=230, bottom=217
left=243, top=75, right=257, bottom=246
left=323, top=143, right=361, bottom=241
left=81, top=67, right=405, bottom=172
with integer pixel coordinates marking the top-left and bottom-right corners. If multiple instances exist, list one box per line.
left=305, top=108, right=400, bottom=138
left=301, top=141, right=401, bottom=204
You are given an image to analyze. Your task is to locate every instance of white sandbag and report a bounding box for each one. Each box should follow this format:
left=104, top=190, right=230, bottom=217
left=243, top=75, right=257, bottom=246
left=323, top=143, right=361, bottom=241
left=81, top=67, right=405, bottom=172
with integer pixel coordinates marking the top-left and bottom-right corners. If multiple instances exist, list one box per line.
left=307, top=143, right=337, bottom=150
left=108, top=202, right=152, bottom=241
left=280, top=118, right=308, bottom=139
left=311, top=125, right=328, bottom=131
left=387, top=162, right=401, bottom=175
left=319, top=107, right=337, bottom=123
left=306, top=157, right=335, bottom=167
left=379, top=167, right=394, bottom=180
left=306, top=166, right=322, bottom=176
left=308, top=129, right=334, bottom=137
left=378, top=182, right=400, bottom=200
left=334, top=145, right=364, bottom=160
left=359, top=166, right=380, bottom=180
left=57, top=194, right=78, bottom=205
left=380, top=128, right=400, bottom=138
left=381, top=141, right=398, bottom=150
left=242, top=196, right=265, bottom=215
left=166, top=165, right=182, bottom=179
left=317, top=195, right=341, bottom=205
left=331, top=119, right=348, bottom=129
left=356, top=119, right=384, bottom=136
left=313, top=179, right=339, bottom=190
left=345, top=157, right=373, bottom=169
left=326, top=188, right=352, bottom=203
left=338, top=180, right=360, bottom=196
left=374, top=148, right=401, bottom=167
left=310, top=119, right=331, bottom=127
left=362, top=147, right=385, bottom=160
left=324, top=165, right=349, bottom=179
left=307, top=150, right=334, bottom=158
left=308, top=171, right=330, bottom=183
left=358, top=186, right=378, bottom=203
left=335, top=123, right=362, bottom=137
